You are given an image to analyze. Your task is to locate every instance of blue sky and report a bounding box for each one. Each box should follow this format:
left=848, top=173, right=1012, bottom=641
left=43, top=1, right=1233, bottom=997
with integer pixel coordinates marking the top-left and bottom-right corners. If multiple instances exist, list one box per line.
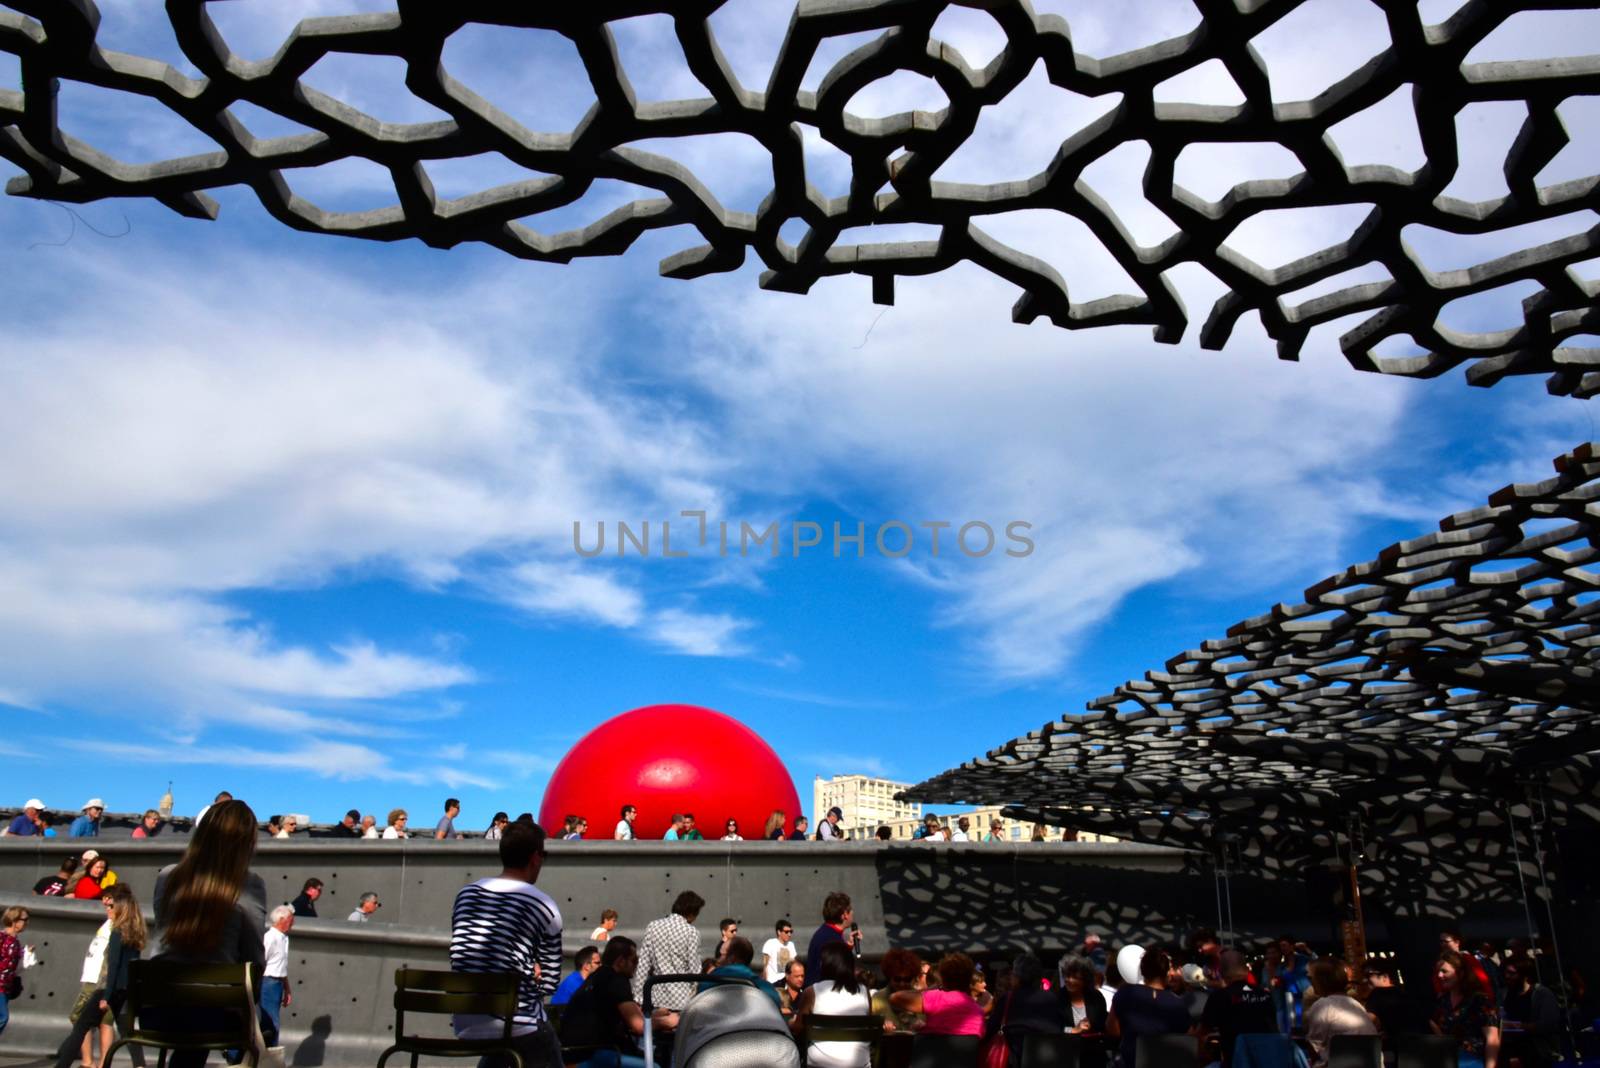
left=2, top=0, right=1598, bottom=828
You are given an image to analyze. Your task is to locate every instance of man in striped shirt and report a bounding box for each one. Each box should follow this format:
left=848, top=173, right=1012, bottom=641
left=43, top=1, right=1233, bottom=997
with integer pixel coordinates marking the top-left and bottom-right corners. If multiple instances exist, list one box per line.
left=450, top=820, right=563, bottom=1068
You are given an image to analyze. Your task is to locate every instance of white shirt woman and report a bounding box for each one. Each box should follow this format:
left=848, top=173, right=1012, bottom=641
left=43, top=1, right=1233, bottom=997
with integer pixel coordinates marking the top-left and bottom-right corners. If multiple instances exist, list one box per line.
left=805, top=978, right=872, bottom=1068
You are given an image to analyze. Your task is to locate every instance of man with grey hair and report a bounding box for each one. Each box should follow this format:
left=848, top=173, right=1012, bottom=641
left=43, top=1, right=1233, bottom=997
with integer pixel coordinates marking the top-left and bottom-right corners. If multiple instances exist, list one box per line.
left=262, top=906, right=294, bottom=1039
left=348, top=892, right=380, bottom=922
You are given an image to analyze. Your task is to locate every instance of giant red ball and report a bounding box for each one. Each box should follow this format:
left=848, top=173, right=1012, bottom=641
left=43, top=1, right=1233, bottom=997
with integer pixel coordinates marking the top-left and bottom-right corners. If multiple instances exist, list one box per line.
left=539, top=703, right=803, bottom=841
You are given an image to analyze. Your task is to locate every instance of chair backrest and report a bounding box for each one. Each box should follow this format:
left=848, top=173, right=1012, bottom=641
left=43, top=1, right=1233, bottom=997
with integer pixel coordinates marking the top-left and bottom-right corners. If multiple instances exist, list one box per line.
left=1233, top=1032, right=1299, bottom=1068
left=1328, top=1033, right=1383, bottom=1068
left=392, top=969, right=520, bottom=1043
left=123, top=961, right=257, bottom=1048
left=880, top=1030, right=916, bottom=1068
left=804, top=1012, right=885, bottom=1045
left=1136, top=1032, right=1198, bottom=1068
left=1396, top=1034, right=1460, bottom=1068
left=909, top=1033, right=981, bottom=1068
left=1019, top=1031, right=1083, bottom=1068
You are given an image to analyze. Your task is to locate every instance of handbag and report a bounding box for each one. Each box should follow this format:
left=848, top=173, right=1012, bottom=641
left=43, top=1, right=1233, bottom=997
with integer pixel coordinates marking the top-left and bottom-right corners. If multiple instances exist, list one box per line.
left=979, top=993, right=1014, bottom=1068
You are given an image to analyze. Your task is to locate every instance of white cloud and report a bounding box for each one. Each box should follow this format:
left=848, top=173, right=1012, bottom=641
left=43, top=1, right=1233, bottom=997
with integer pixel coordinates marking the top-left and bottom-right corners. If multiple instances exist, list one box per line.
left=726, top=682, right=903, bottom=711
left=65, top=737, right=498, bottom=789
left=661, top=256, right=1500, bottom=681
left=0, top=242, right=753, bottom=753
left=476, top=749, right=559, bottom=781
left=800, top=752, right=894, bottom=779
left=645, top=607, right=752, bottom=658
left=505, top=561, right=645, bottom=628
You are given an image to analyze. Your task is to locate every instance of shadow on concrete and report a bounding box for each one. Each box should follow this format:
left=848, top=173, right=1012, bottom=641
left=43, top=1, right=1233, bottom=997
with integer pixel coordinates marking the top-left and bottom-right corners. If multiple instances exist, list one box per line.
left=290, top=1015, right=332, bottom=1067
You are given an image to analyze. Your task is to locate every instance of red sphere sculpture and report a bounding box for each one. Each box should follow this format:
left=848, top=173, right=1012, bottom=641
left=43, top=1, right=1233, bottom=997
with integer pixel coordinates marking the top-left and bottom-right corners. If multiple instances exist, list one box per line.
left=539, top=704, right=804, bottom=842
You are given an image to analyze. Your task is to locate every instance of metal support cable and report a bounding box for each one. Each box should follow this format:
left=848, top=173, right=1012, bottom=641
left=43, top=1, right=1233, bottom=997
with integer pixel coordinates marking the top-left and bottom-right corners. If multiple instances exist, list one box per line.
left=1503, top=804, right=1544, bottom=985
left=1529, top=787, right=1573, bottom=1053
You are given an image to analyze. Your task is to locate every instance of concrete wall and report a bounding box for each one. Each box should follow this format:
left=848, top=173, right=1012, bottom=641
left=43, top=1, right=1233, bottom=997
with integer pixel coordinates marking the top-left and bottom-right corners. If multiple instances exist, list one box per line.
left=0, top=838, right=1195, bottom=1066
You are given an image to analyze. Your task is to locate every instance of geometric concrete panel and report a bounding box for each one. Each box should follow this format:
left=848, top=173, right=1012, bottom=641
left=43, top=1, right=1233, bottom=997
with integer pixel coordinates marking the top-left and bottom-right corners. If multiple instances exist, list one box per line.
left=2, top=2, right=1597, bottom=391
left=907, top=442, right=1600, bottom=915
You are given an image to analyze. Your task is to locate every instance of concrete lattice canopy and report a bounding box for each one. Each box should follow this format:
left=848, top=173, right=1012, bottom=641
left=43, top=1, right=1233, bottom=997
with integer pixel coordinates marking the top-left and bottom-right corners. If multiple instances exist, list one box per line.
left=1, top=1, right=1598, bottom=391
left=906, top=442, right=1600, bottom=916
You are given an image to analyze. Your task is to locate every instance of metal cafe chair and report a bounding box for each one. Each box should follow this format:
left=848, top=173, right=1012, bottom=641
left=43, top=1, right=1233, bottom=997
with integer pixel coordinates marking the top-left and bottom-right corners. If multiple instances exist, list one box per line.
left=1136, top=1032, right=1199, bottom=1068
left=908, top=1033, right=981, bottom=1068
left=376, top=968, right=525, bottom=1068
left=103, top=961, right=260, bottom=1068
left=1396, top=1035, right=1460, bottom=1068
left=1328, top=1033, right=1384, bottom=1068
left=1018, top=1031, right=1085, bottom=1068
left=803, top=1013, right=885, bottom=1061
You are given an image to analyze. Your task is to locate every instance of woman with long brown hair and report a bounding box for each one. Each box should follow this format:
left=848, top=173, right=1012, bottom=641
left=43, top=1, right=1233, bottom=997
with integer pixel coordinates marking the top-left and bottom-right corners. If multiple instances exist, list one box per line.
left=71, top=856, right=110, bottom=900
left=154, top=799, right=266, bottom=964
left=150, top=799, right=268, bottom=1067
left=56, top=884, right=146, bottom=1068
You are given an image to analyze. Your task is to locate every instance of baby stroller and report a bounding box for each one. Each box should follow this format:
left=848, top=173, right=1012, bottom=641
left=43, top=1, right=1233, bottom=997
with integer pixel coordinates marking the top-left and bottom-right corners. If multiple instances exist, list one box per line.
left=640, top=974, right=801, bottom=1068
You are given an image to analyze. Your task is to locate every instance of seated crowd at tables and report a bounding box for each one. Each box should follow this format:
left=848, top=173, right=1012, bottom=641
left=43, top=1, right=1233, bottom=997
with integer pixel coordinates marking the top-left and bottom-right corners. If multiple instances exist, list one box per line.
left=544, top=892, right=1573, bottom=1068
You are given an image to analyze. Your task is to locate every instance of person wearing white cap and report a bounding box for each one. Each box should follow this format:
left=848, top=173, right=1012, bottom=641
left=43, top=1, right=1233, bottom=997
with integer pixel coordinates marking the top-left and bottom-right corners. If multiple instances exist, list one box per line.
left=2, top=800, right=46, bottom=837
left=69, top=799, right=105, bottom=838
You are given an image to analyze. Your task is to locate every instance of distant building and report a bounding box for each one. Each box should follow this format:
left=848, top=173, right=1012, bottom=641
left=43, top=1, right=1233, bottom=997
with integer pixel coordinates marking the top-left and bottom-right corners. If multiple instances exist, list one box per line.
left=813, top=775, right=1116, bottom=842
left=881, top=805, right=1118, bottom=843
left=813, top=774, right=922, bottom=839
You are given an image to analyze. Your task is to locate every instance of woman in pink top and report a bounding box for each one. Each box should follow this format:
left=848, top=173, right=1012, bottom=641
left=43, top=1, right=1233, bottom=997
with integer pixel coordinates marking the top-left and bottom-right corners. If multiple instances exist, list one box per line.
left=891, top=952, right=991, bottom=1035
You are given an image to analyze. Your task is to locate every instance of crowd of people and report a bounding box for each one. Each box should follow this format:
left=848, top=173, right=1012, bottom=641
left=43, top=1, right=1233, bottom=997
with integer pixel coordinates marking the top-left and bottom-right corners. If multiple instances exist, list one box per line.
left=441, top=824, right=1588, bottom=1068
left=2, top=800, right=1591, bottom=1068
left=4, top=796, right=1072, bottom=845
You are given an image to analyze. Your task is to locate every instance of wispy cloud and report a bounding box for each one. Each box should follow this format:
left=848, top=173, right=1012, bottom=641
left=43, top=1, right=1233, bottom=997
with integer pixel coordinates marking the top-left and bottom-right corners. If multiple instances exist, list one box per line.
left=64, top=738, right=499, bottom=790
left=799, top=752, right=896, bottom=779
left=476, top=749, right=559, bottom=781
left=727, top=682, right=902, bottom=711
left=645, top=607, right=751, bottom=657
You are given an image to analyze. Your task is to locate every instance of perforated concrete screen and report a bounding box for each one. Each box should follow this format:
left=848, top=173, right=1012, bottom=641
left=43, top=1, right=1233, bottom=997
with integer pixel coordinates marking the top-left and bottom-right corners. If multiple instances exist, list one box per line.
left=1, top=1, right=1597, bottom=392
left=908, top=443, right=1600, bottom=914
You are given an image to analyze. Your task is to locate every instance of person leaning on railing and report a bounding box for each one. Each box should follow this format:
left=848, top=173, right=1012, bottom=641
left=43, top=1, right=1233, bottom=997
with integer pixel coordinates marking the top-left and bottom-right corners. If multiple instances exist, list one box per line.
left=148, top=799, right=270, bottom=1066
left=33, top=855, right=79, bottom=896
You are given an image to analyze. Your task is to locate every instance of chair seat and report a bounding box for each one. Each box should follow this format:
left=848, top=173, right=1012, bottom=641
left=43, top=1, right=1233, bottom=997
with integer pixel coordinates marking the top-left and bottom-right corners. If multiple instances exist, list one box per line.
left=386, top=1036, right=524, bottom=1054
left=128, top=1031, right=249, bottom=1049
left=909, top=1033, right=981, bottom=1068
left=1019, top=1032, right=1085, bottom=1068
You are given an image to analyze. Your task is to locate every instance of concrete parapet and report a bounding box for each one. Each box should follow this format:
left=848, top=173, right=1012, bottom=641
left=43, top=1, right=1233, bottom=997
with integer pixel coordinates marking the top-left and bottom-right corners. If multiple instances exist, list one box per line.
left=1, top=839, right=1200, bottom=1065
